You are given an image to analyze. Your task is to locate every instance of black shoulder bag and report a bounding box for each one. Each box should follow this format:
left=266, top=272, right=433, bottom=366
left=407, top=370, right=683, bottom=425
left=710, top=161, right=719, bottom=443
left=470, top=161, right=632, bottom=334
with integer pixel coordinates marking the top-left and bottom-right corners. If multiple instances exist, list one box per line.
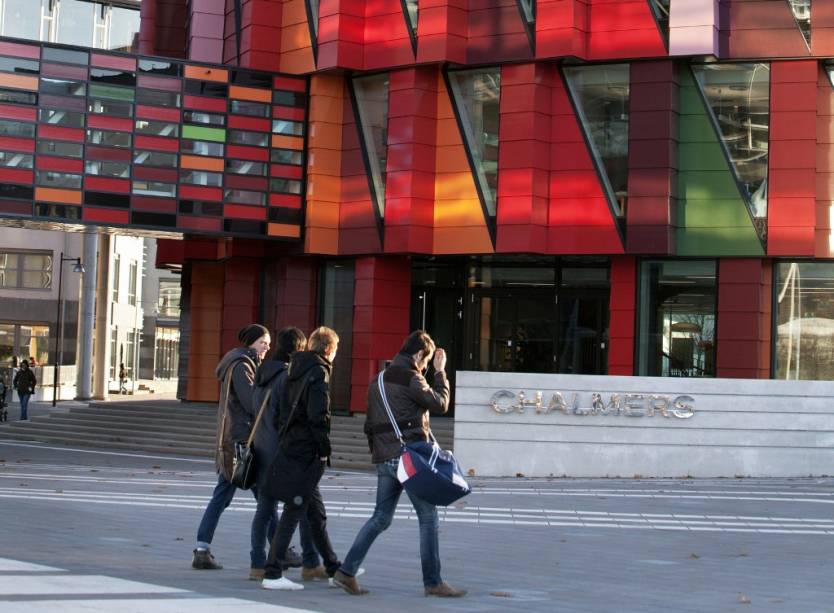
left=230, top=388, right=271, bottom=490
left=263, top=372, right=320, bottom=506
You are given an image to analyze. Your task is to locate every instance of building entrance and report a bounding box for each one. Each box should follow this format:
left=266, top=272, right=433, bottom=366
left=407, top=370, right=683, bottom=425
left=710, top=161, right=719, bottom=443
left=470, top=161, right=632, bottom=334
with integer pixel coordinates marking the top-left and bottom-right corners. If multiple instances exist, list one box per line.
left=411, top=258, right=610, bottom=412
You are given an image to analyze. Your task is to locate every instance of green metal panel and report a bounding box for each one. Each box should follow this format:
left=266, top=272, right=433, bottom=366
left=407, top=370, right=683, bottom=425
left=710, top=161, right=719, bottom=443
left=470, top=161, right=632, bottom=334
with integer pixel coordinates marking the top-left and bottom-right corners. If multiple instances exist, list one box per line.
left=182, top=125, right=225, bottom=143
left=676, top=69, right=763, bottom=256
left=89, top=83, right=135, bottom=102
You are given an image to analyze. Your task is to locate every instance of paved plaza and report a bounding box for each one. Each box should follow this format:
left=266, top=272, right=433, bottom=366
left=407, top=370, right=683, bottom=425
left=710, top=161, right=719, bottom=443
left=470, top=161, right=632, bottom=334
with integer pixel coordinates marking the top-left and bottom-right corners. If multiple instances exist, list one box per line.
left=0, top=440, right=833, bottom=612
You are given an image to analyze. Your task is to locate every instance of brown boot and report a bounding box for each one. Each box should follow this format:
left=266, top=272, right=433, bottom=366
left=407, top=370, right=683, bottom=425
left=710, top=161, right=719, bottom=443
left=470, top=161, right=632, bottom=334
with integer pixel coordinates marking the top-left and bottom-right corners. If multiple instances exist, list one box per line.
left=332, top=569, right=369, bottom=595
left=301, top=565, right=328, bottom=581
left=425, top=582, right=467, bottom=598
left=249, top=568, right=265, bottom=581
left=191, top=549, right=222, bottom=570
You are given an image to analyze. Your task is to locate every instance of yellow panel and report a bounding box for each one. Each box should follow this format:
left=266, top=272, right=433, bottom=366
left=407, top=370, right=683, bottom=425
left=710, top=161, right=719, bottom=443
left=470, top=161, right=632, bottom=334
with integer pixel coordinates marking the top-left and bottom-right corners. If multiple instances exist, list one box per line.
left=0, top=73, right=37, bottom=91
left=268, top=222, right=301, bottom=238
left=272, top=134, right=304, bottom=150
left=184, top=65, right=228, bottom=83
left=35, top=187, right=81, bottom=204
left=229, top=85, right=271, bottom=103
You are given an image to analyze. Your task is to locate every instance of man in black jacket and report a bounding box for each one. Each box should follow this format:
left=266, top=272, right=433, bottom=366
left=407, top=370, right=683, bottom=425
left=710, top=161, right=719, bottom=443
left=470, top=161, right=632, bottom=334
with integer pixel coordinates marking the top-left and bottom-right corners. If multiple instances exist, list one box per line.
left=192, top=324, right=285, bottom=571
left=332, top=330, right=466, bottom=597
left=262, top=326, right=342, bottom=591
left=250, top=327, right=323, bottom=581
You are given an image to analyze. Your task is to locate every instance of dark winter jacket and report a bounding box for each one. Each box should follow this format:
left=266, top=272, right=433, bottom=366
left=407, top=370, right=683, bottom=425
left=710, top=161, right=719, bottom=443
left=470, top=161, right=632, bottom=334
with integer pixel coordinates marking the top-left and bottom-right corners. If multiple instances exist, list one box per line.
left=251, top=359, right=287, bottom=491
left=214, top=347, right=260, bottom=480
left=278, top=350, right=333, bottom=460
left=364, top=352, right=450, bottom=464
left=13, top=367, right=36, bottom=396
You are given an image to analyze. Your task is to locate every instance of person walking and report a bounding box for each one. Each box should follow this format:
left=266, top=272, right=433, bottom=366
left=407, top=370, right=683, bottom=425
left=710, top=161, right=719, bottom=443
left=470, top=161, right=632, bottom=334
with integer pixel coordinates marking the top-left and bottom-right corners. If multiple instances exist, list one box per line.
left=13, top=359, right=36, bottom=421
left=118, top=363, right=127, bottom=395
left=249, top=327, right=324, bottom=582
left=262, top=326, right=342, bottom=591
left=332, top=330, right=466, bottom=598
left=192, top=324, right=301, bottom=572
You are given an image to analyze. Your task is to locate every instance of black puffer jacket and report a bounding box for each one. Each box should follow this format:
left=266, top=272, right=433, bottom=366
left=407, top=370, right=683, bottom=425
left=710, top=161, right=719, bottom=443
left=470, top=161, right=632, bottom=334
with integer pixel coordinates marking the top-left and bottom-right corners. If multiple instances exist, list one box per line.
left=251, top=359, right=287, bottom=491
left=364, top=352, right=450, bottom=464
left=278, top=350, right=333, bottom=460
left=214, top=347, right=259, bottom=479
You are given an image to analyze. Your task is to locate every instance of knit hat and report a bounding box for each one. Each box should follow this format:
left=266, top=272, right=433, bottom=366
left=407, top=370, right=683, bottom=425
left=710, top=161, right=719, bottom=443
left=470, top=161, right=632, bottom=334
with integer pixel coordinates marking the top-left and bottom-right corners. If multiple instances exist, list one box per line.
left=238, top=324, right=269, bottom=347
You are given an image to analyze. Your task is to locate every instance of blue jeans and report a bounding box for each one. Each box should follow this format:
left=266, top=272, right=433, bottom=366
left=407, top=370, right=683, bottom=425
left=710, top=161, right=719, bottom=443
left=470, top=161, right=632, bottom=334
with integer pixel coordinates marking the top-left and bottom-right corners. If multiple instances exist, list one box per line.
left=341, top=460, right=441, bottom=587
left=196, top=473, right=276, bottom=550
left=251, top=491, right=320, bottom=569
left=18, top=393, right=30, bottom=420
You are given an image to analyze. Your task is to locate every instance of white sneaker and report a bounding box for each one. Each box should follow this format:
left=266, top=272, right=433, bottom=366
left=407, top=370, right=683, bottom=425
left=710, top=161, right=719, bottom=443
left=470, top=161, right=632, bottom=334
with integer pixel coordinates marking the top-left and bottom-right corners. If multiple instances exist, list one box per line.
left=262, top=577, right=304, bottom=591
left=329, top=567, right=364, bottom=587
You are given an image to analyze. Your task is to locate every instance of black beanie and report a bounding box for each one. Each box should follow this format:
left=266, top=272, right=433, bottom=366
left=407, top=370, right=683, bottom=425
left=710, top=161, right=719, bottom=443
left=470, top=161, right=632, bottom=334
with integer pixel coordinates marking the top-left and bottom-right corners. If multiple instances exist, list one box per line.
left=238, top=324, right=269, bottom=347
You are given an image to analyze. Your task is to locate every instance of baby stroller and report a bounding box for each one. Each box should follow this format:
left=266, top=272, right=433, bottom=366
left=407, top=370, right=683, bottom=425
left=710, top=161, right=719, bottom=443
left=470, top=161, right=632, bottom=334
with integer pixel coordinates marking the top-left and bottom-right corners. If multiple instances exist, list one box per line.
left=0, top=381, right=8, bottom=422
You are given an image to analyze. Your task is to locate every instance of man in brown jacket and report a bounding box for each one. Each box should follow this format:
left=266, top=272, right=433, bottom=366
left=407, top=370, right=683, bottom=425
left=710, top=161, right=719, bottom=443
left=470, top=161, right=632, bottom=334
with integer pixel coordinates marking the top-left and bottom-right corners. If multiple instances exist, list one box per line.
left=332, top=330, right=466, bottom=598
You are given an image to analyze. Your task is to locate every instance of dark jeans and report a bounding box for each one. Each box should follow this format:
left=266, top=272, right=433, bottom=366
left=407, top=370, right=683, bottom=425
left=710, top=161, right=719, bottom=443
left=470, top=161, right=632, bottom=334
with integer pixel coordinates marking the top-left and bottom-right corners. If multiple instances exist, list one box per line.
left=341, top=460, right=441, bottom=587
left=264, top=460, right=340, bottom=579
left=251, top=491, right=319, bottom=569
left=18, top=393, right=30, bottom=420
left=196, top=472, right=276, bottom=550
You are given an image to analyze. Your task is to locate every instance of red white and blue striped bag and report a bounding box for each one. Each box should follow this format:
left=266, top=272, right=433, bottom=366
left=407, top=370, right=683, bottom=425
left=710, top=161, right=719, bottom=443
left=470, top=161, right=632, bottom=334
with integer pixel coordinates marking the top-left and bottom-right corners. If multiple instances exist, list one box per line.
left=378, top=370, right=471, bottom=506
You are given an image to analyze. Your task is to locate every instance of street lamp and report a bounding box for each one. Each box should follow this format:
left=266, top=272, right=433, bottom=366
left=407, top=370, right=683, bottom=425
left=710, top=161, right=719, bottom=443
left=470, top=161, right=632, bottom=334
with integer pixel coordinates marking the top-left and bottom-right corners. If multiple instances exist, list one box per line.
left=53, top=252, right=85, bottom=407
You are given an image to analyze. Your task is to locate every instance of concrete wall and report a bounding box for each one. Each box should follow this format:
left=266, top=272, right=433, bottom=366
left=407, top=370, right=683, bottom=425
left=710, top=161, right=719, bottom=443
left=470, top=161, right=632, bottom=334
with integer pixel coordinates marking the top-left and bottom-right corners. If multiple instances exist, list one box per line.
left=454, top=371, right=834, bottom=478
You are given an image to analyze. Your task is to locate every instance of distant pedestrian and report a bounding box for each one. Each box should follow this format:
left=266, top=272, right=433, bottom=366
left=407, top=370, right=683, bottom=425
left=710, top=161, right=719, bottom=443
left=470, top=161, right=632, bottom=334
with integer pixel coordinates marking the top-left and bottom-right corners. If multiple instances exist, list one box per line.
left=118, top=363, right=127, bottom=394
left=191, top=324, right=286, bottom=571
left=332, top=330, right=466, bottom=597
left=0, top=375, right=8, bottom=422
left=250, top=327, right=323, bottom=582
left=13, top=360, right=36, bottom=421
left=262, top=326, right=342, bottom=591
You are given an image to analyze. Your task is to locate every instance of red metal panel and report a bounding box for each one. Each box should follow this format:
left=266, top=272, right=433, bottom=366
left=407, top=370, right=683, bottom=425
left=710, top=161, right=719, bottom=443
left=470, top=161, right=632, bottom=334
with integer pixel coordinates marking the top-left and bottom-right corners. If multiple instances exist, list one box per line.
left=87, top=115, right=134, bottom=132
left=178, top=215, right=222, bottom=232
left=608, top=255, right=635, bottom=375
left=274, top=76, right=306, bottom=92
left=0, top=168, right=33, bottom=184
left=0, top=136, right=34, bottom=153
left=269, top=164, right=303, bottom=179
left=180, top=184, right=222, bottom=200
left=83, top=207, right=129, bottom=224
left=0, top=41, right=40, bottom=59
left=0, top=199, right=32, bottom=215
left=41, top=63, right=88, bottom=80
left=0, top=105, right=36, bottom=122
left=720, top=0, right=809, bottom=58
left=137, top=75, right=183, bottom=92
left=135, top=135, right=180, bottom=152
left=37, top=156, right=83, bottom=173
left=269, top=193, right=302, bottom=208
left=587, top=0, right=666, bottom=60
left=136, top=105, right=182, bottom=122
left=227, top=144, right=269, bottom=162
left=224, top=173, right=268, bottom=191
left=132, top=196, right=177, bottom=213
left=183, top=94, right=228, bottom=112
left=86, top=146, right=132, bottom=162
left=228, top=115, right=271, bottom=132
left=38, top=126, right=85, bottom=142
left=133, top=165, right=178, bottom=182
left=272, top=106, right=306, bottom=121
left=90, top=53, right=137, bottom=71
left=224, top=203, right=266, bottom=220
left=85, top=177, right=131, bottom=193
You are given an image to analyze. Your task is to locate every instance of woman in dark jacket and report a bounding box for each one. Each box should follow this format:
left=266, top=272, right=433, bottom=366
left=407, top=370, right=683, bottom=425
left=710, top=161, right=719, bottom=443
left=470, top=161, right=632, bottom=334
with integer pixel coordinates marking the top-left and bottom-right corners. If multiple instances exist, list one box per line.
left=192, top=324, right=275, bottom=572
left=249, top=327, right=324, bottom=581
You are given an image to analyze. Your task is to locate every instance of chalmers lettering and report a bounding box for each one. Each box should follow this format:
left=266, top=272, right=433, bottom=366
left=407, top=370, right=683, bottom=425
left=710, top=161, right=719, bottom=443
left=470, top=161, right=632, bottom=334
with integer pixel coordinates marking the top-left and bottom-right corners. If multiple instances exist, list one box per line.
left=488, top=390, right=695, bottom=419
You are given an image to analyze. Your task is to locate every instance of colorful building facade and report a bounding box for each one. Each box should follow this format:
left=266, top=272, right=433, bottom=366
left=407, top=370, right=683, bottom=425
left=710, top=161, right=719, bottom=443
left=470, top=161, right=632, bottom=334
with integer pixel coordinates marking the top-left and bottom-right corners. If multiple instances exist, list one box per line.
left=0, top=0, right=831, bottom=411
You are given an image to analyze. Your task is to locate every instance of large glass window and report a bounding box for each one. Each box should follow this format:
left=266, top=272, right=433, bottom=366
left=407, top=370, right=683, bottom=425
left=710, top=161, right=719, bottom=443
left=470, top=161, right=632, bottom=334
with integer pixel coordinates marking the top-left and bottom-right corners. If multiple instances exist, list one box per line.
left=448, top=68, right=501, bottom=217
left=638, top=260, right=717, bottom=378
left=112, top=254, right=120, bottom=303
left=0, top=323, right=49, bottom=366
left=128, top=260, right=137, bottom=306
left=1, top=0, right=46, bottom=41
left=56, top=0, right=95, bottom=47
left=158, top=279, right=181, bottom=318
left=319, top=261, right=354, bottom=414
left=154, top=326, right=180, bottom=379
left=789, top=1, right=811, bottom=49
left=0, top=250, right=52, bottom=289
left=775, top=262, right=834, bottom=380
left=109, top=5, right=140, bottom=53
left=692, top=63, right=770, bottom=227
left=353, top=74, right=389, bottom=219
left=563, top=64, right=630, bottom=217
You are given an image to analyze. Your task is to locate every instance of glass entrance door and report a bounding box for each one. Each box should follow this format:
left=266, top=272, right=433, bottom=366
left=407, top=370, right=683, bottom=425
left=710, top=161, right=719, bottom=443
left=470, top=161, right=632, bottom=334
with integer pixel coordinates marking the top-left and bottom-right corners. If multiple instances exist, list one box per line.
left=466, top=290, right=558, bottom=373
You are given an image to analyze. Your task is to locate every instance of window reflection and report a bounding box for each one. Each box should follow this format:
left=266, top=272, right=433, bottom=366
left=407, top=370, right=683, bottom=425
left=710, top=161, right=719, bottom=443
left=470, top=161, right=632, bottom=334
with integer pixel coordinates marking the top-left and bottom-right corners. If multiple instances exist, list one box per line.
left=1, top=0, right=45, bottom=41
left=56, top=0, right=95, bottom=47
left=110, top=6, right=139, bottom=53
left=775, top=262, right=834, bottom=380
left=563, top=64, right=630, bottom=217
left=638, top=260, right=717, bottom=378
left=650, top=0, right=670, bottom=41
left=448, top=68, right=501, bottom=217
left=404, top=0, right=418, bottom=33
left=789, top=0, right=811, bottom=48
left=693, top=63, right=770, bottom=225
left=353, top=73, right=389, bottom=218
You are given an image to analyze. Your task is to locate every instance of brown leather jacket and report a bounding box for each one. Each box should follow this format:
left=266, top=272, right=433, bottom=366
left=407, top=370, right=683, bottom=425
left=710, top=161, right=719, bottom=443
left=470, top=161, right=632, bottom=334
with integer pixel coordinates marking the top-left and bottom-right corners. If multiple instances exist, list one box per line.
left=364, top=352, right=449, bottom=464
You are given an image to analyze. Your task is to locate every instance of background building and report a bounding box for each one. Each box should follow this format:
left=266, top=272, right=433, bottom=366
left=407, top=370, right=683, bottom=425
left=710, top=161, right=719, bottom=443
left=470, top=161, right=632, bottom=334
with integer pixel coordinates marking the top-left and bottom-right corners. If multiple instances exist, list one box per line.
left=0, top=0, right=830, bottom=414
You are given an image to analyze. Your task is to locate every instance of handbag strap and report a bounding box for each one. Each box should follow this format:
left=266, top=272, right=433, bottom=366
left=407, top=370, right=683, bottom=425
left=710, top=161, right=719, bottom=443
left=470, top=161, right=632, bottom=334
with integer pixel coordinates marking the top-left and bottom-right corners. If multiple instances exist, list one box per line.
left=245, top=388, right=272, bottom=448
left=218, top=372, right=233, bottom=451
left=278, top=371, right=313, bottom=441
left=378, top=370, right=406, bottom=446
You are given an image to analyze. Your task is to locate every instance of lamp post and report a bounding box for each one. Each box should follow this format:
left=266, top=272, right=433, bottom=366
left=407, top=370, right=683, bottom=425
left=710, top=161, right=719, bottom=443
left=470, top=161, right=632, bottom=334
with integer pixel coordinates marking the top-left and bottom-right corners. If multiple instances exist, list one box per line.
left=53, top=252, right=85, bottom=407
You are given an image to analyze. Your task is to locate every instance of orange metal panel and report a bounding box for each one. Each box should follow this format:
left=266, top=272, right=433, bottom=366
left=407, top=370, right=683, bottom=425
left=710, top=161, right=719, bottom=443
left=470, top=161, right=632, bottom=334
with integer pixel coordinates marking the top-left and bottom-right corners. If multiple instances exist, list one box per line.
left=184, top=65, right=228, bottom=82
left=181, top=155, right=225, bottom=172
left=272, top=134, right=304, bottom=149
left=268, top=222, right=302, bottom=238
left=0, top=73, right=38, bottom=91
left=34, top=187, right=81, bottom=204
left=229, top=85, right=272, bottom=103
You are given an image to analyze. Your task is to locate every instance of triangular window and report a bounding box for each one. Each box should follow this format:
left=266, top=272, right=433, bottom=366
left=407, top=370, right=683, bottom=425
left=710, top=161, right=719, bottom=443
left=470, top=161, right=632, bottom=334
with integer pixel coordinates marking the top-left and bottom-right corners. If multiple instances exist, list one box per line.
left=648, top=0, right=671, bottom=46
left=352, top=74, right=390, bottom=219
left=692, top=63, right=770, bottom=236
left=401, top=0, right=418, bottom=53
left=563, top=64, right=630, bottom=217
left=305, top=0, right=320, bottom=59
left=787, top=0, right=811, bottom=49
left=515, top=0, right=536, bottom=50
left=447, top=68, right=501, bottom=219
